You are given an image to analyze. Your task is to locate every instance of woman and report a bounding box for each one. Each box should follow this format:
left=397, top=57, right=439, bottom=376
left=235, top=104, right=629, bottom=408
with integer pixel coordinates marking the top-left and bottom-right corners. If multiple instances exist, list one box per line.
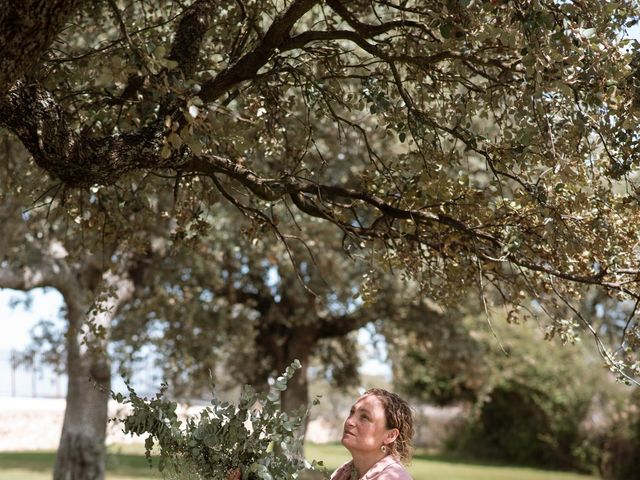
left=331, top=388, right=414, bottom=480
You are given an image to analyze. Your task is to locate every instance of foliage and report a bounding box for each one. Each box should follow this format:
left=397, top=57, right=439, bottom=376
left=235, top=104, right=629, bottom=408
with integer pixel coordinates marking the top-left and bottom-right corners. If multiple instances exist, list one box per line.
left=385, top=289, right=640, bottom=472
left=383, top=300, right=491, bottom=405
left=110, top=216, right=371, bottom=399
left=113, top=360, right=325, bottom=480
left=462, top=381, right=591, bottom=470
left=445, top=320, right=608, bottom=472
left=597, top=390, right=640, bottom=480
left=2, top=0, right=640, bottom=381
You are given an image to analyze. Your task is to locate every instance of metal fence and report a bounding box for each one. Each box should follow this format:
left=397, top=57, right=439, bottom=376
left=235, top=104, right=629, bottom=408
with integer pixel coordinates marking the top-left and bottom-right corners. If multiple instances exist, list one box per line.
left=0, top=349, right=164, bottom=399
left=0, top=349, right=66, bottom=398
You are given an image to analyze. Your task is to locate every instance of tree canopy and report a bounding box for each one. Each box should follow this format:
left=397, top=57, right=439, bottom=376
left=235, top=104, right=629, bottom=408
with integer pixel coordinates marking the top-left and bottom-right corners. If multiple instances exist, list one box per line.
left=3, top=1, right=640, bottom=375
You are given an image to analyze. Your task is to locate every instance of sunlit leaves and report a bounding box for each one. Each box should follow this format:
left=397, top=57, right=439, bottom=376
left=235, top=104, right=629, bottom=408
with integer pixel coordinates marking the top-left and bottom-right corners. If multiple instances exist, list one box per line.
left=3, top=0, right=640, bottom=379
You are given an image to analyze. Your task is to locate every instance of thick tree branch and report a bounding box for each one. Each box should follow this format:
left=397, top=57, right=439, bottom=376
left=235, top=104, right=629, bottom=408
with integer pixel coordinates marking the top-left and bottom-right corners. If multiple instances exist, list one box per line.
left=0, top=263, right=59, bottom=291
left=315, top=312, right=371, bottom=339
left=185, top=153, right=640, bottom=298
left=169, top=0, right=218, bottom=79
left=0, top=0, right=84, bottom=96
left=285, top=29, right=455, bottom=69
left=284, top=27, right=509, bottom=75
left=0, top=251, right=77, bottom=299
left=200, top=0, right=320, bottom=102
left=185, top=154, right=499, bottom=244
left=326, top=0, right=435, bottom=39
left=0, top=76, right=634, bottom=299
left=0, top=82, right=167, bottom=187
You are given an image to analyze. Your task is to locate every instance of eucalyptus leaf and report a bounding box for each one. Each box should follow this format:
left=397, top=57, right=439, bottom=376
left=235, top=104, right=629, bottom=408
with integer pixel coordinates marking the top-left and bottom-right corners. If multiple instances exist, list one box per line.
left=113, top=361, right=317, bottom=480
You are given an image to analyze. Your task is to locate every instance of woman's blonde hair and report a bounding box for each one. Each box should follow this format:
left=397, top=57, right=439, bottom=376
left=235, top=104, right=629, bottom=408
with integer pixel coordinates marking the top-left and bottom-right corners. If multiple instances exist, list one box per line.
left=365, top=388, right=414, bottom=463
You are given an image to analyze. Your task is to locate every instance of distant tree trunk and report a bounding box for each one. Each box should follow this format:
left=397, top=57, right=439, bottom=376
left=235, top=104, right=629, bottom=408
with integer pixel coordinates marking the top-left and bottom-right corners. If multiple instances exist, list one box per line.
left=256, top=313, right=367, bottom=437
left=279, top=333, right=311, bottom=413
left=248, top=294, right=368, bottom=444
left=54, top=269, right=134, bottom=480
left=278, top=327, right=315, bottom=439
left=54, top=300, right=110, bottom=480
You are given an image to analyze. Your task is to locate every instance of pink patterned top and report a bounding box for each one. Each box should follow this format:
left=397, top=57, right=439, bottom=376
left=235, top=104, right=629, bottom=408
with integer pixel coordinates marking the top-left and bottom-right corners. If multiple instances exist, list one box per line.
left=330, top=456, right=412, bottom=480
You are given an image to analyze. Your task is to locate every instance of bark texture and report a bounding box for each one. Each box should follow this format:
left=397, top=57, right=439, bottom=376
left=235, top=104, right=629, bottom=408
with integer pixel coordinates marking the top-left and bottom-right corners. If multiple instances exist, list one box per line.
left=53, top=295, right=109, bottom=480
left=0, top=0, right=83, bottom=96
left=54, top=270, right=134, bottom=480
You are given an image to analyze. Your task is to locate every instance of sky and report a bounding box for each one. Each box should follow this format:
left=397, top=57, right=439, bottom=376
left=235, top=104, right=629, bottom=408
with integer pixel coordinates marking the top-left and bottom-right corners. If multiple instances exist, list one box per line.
left=0, top=288, right=65, bottom=396
left=0, top=288, right=64, bottom=353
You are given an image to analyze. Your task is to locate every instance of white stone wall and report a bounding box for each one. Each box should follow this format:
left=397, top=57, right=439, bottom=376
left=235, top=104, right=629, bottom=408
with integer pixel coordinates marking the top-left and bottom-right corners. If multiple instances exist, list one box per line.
left=0, top=397, right=338, bottom=451
left=0, top=397, right=146, bottom=451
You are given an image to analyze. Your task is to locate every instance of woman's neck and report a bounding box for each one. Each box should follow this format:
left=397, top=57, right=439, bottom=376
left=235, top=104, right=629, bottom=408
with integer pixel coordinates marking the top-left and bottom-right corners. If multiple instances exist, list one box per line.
left=352, top=452, right=388, bottom=479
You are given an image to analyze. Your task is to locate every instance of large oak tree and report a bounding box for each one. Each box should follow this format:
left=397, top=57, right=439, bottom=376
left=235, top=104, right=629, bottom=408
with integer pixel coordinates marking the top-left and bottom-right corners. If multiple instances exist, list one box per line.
left=3, top=1, right=640, bottom=478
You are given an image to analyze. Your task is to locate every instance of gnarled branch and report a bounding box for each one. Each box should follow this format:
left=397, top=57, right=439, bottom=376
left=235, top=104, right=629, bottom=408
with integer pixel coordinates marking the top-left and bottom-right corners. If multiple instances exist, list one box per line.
left=0, top=0, right=84, bottom=96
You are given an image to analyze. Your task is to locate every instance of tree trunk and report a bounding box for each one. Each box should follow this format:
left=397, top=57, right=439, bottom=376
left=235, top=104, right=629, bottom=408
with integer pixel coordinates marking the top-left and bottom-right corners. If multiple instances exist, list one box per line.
left=0, top=0, right=83, bottom=96
left=54, top=302, right=110, bottom=480
left=54, top=269, right=134, bottom=480
left=279, top=328, right=315, bottom=439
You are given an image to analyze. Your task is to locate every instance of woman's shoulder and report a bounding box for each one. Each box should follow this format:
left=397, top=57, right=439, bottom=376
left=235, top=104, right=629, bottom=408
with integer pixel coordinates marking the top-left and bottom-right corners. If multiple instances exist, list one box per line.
left=380, top=461, right=412, bottom=480
left=330, top=460, right=353, bottom=480
left=365, top=457, right=412, bottom=480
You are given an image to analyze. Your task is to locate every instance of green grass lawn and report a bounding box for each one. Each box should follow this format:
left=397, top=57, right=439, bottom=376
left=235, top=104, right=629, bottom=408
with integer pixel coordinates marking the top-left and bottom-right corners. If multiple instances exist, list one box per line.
left=0, top=450, right=160, bottom=480
left=308, top=444, right=600, bottom=480
left=0, top=444, right=600, bottom=480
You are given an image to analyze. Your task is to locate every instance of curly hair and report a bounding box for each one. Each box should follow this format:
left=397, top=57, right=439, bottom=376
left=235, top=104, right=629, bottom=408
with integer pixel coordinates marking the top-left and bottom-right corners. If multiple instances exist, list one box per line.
left=364, top=388, right=414, bottom=463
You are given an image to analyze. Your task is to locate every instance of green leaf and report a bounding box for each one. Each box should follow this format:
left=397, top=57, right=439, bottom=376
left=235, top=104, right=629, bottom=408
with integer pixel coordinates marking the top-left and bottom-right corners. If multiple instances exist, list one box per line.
left=267, top=391, right=280, bottom=402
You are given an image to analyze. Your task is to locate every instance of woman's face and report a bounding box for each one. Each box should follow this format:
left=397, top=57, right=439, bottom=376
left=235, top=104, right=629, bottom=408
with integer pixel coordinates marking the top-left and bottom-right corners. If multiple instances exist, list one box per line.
left=341, top=394, right=397, bottom=456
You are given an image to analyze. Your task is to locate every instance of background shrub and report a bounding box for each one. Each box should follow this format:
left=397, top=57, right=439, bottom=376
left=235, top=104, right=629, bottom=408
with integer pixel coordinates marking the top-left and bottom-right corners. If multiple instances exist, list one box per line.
left=448, top=321, right=607, bottom=473
left=598, top=391, right=640, bottom=480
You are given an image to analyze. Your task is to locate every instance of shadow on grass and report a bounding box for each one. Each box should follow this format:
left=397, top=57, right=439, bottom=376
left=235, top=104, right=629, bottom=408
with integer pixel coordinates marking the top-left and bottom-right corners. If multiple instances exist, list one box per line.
left=412, top=450, right=594, bottom=476
left=0, top=448, right=596, bottom=479
left=413, top=450, right=512, bottom=466
left=105, top=453, right=160, bottom=476
left=0, top=451, right=161, bottom=477
left=0, top=452, right=55, bottom=472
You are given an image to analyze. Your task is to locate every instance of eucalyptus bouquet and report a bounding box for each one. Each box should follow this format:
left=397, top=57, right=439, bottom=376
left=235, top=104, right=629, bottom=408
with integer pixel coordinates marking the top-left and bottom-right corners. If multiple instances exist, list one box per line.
left=112, top=360, right=324, bottom=480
